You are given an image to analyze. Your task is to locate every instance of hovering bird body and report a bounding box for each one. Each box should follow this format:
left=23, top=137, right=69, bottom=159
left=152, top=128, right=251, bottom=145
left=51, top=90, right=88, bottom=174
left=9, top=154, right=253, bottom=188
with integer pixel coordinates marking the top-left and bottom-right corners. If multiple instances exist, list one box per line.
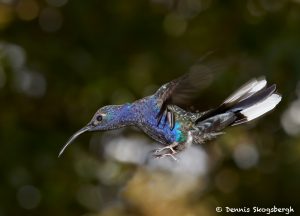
left=60, top=73, right=282, bottom=160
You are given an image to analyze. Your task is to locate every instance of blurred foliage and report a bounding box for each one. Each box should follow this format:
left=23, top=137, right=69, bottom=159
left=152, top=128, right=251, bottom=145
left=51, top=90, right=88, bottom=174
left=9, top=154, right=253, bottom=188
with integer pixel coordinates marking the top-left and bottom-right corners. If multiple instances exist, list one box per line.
left=1, top=0, right=300, bottom=215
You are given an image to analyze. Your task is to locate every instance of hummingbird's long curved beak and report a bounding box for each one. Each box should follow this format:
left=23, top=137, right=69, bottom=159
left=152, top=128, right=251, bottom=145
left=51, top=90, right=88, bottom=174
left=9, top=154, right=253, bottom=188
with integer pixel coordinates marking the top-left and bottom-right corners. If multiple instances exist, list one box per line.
left=58, top=125, right=91, bottom=157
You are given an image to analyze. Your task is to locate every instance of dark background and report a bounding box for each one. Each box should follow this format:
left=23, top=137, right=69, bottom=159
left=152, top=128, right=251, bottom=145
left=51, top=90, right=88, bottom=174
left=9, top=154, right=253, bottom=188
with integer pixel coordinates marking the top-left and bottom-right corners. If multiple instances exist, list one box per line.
left=0, top=0, right=300, bottom=215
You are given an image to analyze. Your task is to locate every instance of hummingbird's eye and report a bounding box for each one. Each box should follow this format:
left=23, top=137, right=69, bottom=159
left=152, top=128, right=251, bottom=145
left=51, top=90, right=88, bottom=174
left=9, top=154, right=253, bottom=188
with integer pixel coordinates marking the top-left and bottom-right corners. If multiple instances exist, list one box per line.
left=96, top=115, right=103, bottom=122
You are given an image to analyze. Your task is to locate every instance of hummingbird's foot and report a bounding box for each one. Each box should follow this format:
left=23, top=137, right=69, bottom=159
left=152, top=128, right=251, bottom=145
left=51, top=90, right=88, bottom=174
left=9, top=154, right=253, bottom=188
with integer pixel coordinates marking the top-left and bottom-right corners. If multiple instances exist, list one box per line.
left=152, top=142, right=179, bottom=160
left=154, top=153, right=178, bottom=161
left=153, top=153, right=178, bottom=162
left=153, top=142, right=178, bottom=155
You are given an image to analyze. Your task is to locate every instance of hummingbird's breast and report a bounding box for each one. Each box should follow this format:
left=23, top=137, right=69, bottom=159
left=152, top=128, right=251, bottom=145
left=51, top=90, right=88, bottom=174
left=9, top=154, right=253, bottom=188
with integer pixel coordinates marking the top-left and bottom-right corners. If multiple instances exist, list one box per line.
left=133, top=96, right=186, bottom=145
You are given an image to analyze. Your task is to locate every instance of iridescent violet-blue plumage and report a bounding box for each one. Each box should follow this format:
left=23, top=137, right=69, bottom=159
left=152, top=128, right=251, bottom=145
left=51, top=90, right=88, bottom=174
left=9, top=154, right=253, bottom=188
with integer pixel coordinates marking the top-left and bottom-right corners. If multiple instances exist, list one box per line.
left=60, top=72, right=281, bottom=160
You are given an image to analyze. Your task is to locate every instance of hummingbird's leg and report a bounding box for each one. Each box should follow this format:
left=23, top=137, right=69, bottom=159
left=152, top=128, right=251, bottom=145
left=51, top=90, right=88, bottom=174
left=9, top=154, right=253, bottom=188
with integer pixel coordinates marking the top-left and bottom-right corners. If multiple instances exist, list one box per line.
left=152, top=142, right=180, bottom=161
left=154, top=153, right=178, bottom=161
left=153, top=142, right=179, bottom=155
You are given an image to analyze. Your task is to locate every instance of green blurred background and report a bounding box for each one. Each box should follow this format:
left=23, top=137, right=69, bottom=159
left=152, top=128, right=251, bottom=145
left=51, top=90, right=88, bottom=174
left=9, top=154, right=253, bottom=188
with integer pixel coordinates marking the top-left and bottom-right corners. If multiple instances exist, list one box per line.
left=1, top=0, right=300, bottom=215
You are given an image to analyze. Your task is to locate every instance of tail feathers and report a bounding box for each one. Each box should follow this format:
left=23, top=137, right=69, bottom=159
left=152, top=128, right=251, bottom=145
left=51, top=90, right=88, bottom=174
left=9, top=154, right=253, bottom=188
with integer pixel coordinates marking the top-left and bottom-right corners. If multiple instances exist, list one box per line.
left=223, top=77, right=267, bottom=105
left=232, top=93, right=281, bottom=126
left=230, top=84, right=276, bottom=112
left=196, top=77, right=281, bottom=127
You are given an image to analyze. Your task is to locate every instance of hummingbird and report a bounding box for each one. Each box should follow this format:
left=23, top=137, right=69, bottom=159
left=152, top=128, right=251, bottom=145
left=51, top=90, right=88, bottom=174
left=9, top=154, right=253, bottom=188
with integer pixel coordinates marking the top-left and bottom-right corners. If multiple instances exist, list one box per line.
left=59, top=71, right=281, bottom=160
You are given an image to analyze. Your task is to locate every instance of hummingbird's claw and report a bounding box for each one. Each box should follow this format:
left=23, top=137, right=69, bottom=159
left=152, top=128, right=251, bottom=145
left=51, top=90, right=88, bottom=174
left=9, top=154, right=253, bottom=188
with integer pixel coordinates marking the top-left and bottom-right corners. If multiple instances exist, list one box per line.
left=152, top=142, right=179, bottom=160
left=153, top=153, right=178, bottom=161
left=153, top=146, right=177, bottom=155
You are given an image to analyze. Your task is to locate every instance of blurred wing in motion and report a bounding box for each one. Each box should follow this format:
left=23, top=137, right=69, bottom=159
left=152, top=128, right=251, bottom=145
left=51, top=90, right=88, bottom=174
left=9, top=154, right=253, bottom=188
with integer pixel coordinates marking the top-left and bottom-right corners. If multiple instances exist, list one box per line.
left=155, top=59, right=220, bottom=129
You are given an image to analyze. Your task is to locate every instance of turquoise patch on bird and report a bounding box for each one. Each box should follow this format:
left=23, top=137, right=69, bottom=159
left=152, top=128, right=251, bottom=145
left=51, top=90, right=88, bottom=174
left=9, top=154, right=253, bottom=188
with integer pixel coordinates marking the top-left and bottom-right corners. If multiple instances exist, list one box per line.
left=174, top=122, right=186, bottom=142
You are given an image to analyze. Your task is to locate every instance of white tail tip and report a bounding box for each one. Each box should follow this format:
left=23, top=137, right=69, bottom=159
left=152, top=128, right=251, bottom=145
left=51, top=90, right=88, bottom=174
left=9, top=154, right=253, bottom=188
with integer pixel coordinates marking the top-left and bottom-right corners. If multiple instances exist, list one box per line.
left=241, top=93, right=282, bottom=121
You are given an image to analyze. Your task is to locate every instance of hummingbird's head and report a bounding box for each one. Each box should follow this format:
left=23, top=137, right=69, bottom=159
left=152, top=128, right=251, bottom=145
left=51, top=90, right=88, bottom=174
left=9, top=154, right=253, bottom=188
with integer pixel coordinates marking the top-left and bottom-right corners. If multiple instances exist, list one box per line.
left=59, top=104, right=129, bottom=157
left=89, top=105, right=125, bottom=131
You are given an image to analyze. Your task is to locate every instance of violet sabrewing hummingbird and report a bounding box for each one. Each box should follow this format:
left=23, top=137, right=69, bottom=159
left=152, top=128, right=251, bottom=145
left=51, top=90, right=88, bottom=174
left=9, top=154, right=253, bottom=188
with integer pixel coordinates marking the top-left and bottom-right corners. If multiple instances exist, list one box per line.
left=59, top=71, right=281, bottom=160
